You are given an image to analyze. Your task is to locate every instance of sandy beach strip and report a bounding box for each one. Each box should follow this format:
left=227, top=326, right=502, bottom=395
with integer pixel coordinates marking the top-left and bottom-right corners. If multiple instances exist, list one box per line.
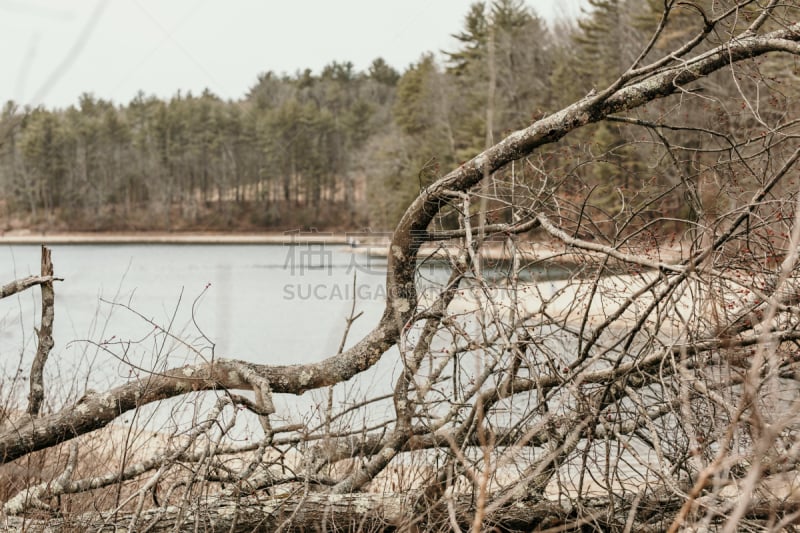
left=0, top=232, right=687, bottom=269
left=0, top=232, right=355, bottom=245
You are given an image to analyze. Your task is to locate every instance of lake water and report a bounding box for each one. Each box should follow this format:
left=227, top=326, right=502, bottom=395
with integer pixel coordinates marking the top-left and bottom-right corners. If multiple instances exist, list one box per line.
left=0, top=244, right=398, bottom=416
left=0, top=243, right=565, bottom=432
left=0, top=244, right=662, bottom=489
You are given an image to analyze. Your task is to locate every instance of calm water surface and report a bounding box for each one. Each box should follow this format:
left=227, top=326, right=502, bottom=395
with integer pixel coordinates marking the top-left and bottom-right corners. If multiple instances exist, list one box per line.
left=0, top=244, right=391, bottom=399
left=2, top=242, right=648, bottom=487
left=0, top=244, right=561, bottom=432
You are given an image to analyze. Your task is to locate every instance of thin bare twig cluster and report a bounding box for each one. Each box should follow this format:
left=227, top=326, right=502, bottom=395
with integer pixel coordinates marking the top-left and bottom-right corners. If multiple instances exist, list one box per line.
left=2, top=2, right=800, bottom=531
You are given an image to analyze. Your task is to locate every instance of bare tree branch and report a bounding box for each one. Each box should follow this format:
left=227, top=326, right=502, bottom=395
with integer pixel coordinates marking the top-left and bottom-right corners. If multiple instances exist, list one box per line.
left=26, top=246, right=54, bottom=417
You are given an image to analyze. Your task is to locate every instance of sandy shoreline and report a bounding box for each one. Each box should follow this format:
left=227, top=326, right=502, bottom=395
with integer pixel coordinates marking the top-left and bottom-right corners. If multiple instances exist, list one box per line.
left=0, top=232, right=687, bottom=269
left=0, top=231, right=356, bottom=245
left=0, top=232, right=624, bottom=264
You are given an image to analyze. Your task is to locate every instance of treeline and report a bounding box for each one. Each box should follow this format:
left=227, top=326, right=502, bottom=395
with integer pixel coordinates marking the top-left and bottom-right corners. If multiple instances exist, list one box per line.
left=0, top=0, right=788, bottom=232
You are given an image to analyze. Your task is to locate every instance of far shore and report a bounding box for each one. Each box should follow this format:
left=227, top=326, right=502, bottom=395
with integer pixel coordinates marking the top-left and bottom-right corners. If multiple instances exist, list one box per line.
left=0, top=230, right=688, bottom=267
left=0, top=230, right=360, bottom=245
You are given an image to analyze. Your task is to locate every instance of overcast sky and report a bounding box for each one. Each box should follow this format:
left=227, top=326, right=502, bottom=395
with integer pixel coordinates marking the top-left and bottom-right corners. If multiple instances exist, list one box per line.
left=1, top=0, right=585, bottom=109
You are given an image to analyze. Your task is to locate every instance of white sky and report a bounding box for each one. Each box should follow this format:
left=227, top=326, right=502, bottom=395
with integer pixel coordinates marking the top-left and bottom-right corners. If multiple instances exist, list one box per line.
left=1, top=0, right=585, bottom=109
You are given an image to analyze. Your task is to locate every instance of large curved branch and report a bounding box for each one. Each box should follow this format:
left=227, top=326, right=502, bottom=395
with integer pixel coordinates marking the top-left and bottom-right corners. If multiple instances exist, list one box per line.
left=2, top=22, right=799, bottom=466
left=240, top=22, right=800, bottom=396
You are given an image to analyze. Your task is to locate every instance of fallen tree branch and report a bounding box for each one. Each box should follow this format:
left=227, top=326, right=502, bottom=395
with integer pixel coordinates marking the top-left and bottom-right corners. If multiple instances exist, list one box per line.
left=2, top=21, right=800, bottom=524
left=0, top=275, right=61, bottom=300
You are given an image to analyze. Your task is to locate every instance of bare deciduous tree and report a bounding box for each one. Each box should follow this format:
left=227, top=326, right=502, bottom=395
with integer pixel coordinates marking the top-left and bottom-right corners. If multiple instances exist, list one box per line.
left=3, top=2, right=800, bottom=531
